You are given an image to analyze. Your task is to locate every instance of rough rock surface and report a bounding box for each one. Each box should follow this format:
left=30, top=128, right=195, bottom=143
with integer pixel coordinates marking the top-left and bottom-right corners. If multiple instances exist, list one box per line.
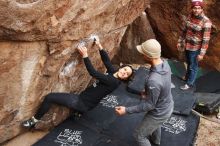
left=0, top=0, right=148, bottom=143
left=112, top=11, right=155, bottom=64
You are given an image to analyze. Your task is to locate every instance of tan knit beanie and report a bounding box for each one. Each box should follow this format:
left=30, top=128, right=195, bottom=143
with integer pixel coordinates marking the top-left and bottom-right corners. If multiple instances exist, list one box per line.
left=136, top=39, right=161, bottom=58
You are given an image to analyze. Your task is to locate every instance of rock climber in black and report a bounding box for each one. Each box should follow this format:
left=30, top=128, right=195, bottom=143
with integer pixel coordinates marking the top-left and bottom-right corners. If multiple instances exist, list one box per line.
left=22, top=38, right=133, bottom=128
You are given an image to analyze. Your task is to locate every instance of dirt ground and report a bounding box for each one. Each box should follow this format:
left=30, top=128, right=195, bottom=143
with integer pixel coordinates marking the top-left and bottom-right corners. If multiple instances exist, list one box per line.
left=194, top=114, right=220, bottom=146
left=3, top=113, right=220, bottom=146
left=2, top=131, right=48, bottom=146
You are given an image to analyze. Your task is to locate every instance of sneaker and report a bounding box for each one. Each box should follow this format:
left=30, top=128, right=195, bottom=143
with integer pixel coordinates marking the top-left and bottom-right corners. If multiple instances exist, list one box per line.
left=180, top=84, right=190, bottom=90
left=22, top=117, right=38, bottom=128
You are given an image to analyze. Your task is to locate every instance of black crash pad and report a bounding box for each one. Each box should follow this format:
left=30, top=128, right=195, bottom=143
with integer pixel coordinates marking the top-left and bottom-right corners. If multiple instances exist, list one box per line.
left=33, top=81, right=200, bottom=146
left=102, top=113, right=145, bottom=146
left=33, top=113, right=200, bottom=146
left=195, top=71, right=220, bottom=93
left=194, top=92, right=220, bottom=114
left=93, top=136, right=131, bottom=146
left=127, top=67, right=149, bottom=94
left=161, top=112, right=200, bottom=146
left=171, top=75, right=196, bottom=115
left=33, top=118, right=101, bottom=146
left=81, top=83, right=141, bottom=130
left=33, top=117, right=131, bottom=146
left=33, top=83, right=143, bottom=146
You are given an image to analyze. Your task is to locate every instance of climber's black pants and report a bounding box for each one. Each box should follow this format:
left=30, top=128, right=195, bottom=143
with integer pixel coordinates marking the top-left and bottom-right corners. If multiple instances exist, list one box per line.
left=34, top=93, right=86, bottom=119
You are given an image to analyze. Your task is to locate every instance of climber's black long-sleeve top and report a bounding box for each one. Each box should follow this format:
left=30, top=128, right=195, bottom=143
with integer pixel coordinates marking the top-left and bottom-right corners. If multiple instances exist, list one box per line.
left=79, top=50, right=121, bottom=110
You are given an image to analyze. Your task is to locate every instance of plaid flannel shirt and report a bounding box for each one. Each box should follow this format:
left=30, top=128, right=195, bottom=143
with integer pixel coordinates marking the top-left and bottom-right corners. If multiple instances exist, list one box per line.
left=177, top=13, right=212, bottom=56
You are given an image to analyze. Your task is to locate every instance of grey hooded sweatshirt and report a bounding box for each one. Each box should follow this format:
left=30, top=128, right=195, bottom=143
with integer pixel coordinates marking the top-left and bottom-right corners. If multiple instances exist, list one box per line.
left=126, top=60, right=174, bottom=119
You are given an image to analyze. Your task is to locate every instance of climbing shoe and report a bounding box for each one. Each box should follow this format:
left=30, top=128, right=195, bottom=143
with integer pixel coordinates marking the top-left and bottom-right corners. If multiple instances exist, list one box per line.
left=22, top=117, right=38, bottom=128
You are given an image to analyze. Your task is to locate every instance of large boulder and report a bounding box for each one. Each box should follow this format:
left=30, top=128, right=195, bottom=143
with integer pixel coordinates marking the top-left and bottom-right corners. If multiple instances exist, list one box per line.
left=0, top=0, right=149, bottom=143
left=112, top=11, right=156, bottom=64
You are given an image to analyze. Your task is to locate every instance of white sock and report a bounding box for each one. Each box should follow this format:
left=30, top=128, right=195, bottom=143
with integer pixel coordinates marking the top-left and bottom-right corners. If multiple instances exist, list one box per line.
left=32, top=116, right=39, bottom=122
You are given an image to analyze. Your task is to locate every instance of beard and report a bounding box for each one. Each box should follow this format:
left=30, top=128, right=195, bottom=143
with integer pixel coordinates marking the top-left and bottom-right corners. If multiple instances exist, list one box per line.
left=192, top=10, right=203, bottom=17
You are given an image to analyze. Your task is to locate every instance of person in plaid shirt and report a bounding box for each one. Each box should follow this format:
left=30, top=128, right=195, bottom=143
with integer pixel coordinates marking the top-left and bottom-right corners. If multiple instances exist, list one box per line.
left=177, top=0, right=212, bottom=90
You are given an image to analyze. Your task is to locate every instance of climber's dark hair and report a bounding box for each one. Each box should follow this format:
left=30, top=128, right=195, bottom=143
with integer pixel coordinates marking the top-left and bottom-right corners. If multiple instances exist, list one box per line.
left=118, top=64, right=135, bottom=81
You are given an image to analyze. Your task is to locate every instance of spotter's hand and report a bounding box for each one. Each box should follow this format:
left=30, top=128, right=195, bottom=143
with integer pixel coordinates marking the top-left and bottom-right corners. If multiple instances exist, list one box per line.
left=115, top=106, right=126, bottom=116
left=77, top=45, right=88, bottom=58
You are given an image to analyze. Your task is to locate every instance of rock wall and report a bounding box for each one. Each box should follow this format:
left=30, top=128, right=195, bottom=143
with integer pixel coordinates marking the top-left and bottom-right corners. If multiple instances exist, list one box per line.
left=0, top=0, right=149, bottom=143
left=112, top=11, right=155, bottom=64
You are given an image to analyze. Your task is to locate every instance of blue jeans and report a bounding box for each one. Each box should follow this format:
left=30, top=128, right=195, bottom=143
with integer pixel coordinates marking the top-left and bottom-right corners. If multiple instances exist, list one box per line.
left=185, top=50, right=200, bottom=86
left=134, top=115, right=169, bottom=146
